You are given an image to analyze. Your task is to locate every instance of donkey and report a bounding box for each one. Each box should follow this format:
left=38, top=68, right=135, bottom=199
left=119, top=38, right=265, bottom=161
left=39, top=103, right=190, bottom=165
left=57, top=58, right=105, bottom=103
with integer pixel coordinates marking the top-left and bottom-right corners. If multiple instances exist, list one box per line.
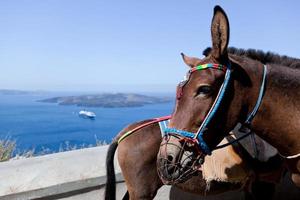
left=157, top=5, right=300, bottom=188
left=105, top=117, right=283, bottom=200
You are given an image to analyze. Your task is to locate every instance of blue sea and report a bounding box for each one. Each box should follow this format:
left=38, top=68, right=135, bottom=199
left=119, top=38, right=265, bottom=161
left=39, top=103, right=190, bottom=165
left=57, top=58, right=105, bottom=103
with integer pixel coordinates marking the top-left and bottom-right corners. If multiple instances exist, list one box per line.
left=0, top=93, right=174, bottom=154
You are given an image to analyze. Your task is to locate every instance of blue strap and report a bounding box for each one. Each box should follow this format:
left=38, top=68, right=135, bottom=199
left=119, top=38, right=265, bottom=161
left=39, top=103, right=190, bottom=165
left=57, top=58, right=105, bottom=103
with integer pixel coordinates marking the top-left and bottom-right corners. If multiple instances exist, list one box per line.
left=164, top=128, right=195, bottom=139
left=197, top=133, right=212, bottom=155
left=158, top=120, right=170, bottom=137
left=195, top=66, right=232, bottom=136
left=193, top=66, right=232, bottom=154
left=164, top=128, right=211, bottom=155
left=245, top=65, right=267, bottom=124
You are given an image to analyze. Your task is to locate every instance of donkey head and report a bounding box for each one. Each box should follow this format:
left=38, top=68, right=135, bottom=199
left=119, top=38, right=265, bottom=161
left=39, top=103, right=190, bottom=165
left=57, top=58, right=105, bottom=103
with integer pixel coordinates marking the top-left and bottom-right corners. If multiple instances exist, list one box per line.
left=157, top=6, right=235, bottom=184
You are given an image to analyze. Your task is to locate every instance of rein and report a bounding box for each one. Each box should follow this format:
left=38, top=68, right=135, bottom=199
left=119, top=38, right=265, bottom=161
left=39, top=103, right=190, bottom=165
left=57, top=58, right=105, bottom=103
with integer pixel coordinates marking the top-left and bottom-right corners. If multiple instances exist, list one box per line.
left=164, top=63, right=268, bottom=155
left=117, top=115, right=171, bottom=144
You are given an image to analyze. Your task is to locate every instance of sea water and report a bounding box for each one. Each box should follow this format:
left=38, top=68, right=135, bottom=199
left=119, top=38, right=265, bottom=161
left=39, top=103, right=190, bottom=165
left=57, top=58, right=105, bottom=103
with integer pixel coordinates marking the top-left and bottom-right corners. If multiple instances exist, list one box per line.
left=0, top=93, right=174, bottom=154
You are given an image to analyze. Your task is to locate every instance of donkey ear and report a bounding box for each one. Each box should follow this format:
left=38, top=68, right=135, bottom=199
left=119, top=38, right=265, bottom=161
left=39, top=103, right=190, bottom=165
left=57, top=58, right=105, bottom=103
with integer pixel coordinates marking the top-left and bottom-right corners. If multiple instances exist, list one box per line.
left=181, top=53, right=201, bottom=68
left=211, top=6, right=230, bottom=61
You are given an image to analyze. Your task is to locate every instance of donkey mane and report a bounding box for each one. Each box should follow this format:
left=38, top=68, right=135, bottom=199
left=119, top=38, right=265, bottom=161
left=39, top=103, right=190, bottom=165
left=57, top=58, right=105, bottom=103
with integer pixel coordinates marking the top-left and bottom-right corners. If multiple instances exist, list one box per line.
left=203, top=47, right=300, bottom=69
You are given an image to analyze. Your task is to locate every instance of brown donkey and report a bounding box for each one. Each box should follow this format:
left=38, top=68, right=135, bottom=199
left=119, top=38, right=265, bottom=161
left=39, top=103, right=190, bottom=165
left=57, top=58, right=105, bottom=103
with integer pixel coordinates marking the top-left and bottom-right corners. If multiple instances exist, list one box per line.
left=157, top=5, right=300, bottom=188
left=105, top=117, right=283, bottom=200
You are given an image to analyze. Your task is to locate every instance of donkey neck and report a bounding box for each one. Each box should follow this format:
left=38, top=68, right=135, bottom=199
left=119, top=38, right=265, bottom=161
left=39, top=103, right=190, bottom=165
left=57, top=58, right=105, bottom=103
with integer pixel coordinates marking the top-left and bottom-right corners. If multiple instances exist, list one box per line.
left=243, top=62, right=300, bottom=156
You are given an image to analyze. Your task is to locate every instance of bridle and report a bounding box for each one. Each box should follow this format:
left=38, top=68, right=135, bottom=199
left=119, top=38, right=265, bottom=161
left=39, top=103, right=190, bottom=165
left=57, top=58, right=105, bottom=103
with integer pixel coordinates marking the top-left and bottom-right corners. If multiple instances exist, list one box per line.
left=164, top=62, right=267, bottom=156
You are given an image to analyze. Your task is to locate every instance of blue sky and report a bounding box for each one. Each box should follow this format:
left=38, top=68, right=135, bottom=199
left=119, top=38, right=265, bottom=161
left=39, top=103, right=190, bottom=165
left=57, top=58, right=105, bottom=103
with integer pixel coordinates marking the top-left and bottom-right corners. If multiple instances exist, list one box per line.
left=0, top=0, right=299, bottom=92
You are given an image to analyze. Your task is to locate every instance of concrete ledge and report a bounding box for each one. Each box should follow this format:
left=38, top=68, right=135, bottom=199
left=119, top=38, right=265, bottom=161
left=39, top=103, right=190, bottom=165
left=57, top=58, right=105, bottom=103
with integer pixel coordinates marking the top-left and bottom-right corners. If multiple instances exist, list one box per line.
left=0, top=145, right=170, bottom=200
left=1, top=174, right=124, bottom=200
left=0, top=146, right=122, bottom=200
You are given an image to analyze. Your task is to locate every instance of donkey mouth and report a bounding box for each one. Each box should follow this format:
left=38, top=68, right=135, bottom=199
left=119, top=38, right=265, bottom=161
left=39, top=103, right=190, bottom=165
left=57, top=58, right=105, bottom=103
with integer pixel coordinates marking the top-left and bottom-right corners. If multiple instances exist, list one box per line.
left=157, top=134, right=205, bottom=184
left=157, top=159, right=182, bottom=184
left=163, top=166, right=181, bottom=184
left=157, top=155, right=201, bottom=185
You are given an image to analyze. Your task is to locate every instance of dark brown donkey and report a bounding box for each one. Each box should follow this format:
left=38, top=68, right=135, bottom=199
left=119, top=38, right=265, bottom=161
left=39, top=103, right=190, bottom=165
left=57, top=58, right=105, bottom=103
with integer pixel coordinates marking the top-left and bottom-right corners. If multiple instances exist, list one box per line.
left=105, top=117, right=283, bottom=200
left=157, top=5, right=300, bottom=188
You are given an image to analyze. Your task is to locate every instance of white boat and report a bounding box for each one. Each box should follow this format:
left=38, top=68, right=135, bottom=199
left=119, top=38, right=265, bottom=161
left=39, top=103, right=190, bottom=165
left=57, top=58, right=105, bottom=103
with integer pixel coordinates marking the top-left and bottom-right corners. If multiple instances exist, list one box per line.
left=79, top=110, right=96, bottom=118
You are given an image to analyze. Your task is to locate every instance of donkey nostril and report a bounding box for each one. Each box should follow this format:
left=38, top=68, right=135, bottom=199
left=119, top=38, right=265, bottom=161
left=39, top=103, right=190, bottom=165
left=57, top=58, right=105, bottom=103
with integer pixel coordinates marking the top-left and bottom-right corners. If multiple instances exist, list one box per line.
left=167, top=155, right=174, bottom=162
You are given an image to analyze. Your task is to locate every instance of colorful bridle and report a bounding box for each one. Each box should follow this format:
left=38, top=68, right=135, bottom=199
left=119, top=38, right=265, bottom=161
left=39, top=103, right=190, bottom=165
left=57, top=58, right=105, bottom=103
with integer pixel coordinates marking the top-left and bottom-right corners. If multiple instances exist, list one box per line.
left=164, top=62, right=267, bottom=156
left=178, top=63, right=228, bottom=87
left=165, top=63, right=231, bottom=155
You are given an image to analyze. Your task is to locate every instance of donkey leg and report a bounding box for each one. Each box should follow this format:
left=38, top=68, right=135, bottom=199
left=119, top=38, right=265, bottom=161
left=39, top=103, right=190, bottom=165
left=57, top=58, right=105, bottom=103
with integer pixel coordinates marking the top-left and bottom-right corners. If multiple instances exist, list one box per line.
left=127, top=186, right=162, bottom=200
left=124, top=164, right=163, bottom=200
left=118, top=143, right=163, bottom=200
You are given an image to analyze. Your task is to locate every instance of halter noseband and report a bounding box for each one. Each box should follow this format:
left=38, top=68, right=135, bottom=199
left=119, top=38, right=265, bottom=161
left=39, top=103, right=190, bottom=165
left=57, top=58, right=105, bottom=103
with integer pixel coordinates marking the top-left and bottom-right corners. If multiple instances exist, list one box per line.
left=164, top=63, right=267, bottom=156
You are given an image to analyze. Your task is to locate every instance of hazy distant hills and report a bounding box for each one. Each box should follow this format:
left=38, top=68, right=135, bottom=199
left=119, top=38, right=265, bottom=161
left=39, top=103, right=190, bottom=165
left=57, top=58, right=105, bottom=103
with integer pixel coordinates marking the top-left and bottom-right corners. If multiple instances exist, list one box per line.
left=0, top=89, right=44, bottom=95
left=38, top=93, right=172, bottom=108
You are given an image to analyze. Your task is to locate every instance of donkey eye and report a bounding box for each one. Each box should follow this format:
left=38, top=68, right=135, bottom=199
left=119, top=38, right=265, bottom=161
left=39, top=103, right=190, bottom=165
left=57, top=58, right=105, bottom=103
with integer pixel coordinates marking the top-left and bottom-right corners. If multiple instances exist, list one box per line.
left=196, top=85, right=213, bottom=96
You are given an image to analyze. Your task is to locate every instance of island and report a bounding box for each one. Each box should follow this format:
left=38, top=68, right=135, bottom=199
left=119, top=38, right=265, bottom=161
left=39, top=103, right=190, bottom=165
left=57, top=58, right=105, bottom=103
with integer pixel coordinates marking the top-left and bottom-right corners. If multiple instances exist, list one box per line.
left=37, top=93, right=172, bottom=108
